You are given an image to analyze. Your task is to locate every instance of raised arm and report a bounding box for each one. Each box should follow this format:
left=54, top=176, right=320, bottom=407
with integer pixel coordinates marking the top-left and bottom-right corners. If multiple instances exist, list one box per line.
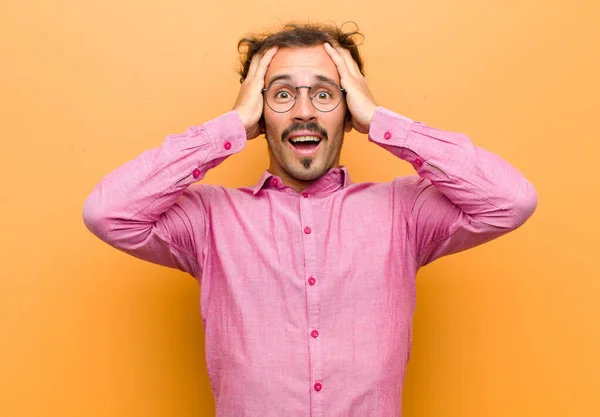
left=83, top=46, right=279, bottom=276
left=82, top=112, right=247, bottom=277
left=323, top=42, right=537, bottom=267
left=369, top=107, right=537, bottom=266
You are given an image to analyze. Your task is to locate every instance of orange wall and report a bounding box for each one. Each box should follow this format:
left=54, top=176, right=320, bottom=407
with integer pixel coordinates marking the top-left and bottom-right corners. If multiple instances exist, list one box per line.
left=1, top=1, right=599, bottom=416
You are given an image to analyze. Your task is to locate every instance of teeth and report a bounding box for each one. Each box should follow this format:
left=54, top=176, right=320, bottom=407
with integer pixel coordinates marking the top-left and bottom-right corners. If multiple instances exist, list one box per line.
left=289, top=136, right=321, bottom=143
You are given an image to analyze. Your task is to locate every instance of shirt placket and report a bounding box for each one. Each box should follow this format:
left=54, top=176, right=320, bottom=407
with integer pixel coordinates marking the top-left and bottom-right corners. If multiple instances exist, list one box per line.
left=299, top=192, right=323, bottom=417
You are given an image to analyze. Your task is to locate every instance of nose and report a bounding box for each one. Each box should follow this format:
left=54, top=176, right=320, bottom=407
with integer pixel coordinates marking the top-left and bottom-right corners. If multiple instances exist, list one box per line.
left=291, top=87, right=317, bottom=122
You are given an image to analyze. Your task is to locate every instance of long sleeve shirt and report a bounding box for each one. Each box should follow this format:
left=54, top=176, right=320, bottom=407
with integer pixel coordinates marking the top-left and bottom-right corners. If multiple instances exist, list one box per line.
left=82, top=107, right=537, bottom=417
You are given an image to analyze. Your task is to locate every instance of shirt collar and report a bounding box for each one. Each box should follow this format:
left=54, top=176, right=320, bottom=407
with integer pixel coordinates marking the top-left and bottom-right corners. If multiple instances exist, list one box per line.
left=250, top=166, right=351, bottom=196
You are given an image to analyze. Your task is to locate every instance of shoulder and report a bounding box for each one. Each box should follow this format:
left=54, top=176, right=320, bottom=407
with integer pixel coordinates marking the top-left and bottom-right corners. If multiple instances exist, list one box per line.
left=345, top=175, right=433, bottom=195
left=175, top=183, right=256, bottom=213
left=182, top=183, right=256, bottom=199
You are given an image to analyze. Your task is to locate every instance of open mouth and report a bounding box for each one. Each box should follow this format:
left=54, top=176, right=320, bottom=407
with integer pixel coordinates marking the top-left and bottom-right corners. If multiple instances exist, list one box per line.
left=288, top=136, right=322, bottom=155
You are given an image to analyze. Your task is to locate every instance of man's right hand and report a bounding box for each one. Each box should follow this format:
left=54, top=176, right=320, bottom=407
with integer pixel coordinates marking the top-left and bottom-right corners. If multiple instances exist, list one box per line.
left=233, top=46, right=279, bottom=140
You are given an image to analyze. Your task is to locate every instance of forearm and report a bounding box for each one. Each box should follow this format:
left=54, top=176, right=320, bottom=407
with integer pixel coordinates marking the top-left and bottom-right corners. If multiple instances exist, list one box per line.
left=82, top=111, right=246, bottom=250
left=369, top=107, right=538, bottom=230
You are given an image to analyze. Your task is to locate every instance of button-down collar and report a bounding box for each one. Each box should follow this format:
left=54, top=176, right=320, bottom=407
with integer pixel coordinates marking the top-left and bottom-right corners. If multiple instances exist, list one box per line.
left=251, top=166, right=351, bottom=196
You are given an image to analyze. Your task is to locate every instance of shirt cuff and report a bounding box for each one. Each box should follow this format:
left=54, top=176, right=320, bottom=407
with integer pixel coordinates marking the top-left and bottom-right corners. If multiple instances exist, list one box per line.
left=368, top=106, right=414, bottom=148
left=202, top=110, right=247, bottom=158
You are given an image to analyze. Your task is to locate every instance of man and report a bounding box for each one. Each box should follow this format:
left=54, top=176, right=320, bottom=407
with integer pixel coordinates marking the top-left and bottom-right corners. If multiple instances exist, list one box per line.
left=83, top=23, right=537, bottom=416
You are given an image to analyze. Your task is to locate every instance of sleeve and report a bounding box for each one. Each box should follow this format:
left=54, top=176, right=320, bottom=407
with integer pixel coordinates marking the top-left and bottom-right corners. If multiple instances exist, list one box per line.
left=82, top=110, right=247, bottom=278
left=368, top=107, right=538, bottom=267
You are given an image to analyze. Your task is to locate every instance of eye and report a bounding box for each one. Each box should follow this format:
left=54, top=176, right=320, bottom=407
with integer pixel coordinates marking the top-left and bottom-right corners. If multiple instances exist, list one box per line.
left=312, top=84, right=336, bottom=101
left=276, top=91, right=291, bottom=100
left=316, top=91, right=331, bottom=100
left=271, top=85, right=295, bottom=101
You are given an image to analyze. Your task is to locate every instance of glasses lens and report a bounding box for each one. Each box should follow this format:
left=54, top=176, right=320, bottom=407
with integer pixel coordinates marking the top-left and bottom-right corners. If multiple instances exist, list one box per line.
left=310, top=82, right=342, bottom=112
left=266, top=83, right=296, bottom=112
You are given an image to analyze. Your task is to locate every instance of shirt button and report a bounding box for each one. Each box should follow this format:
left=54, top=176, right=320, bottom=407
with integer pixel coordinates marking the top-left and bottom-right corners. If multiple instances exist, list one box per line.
left=304, top=226, right=312, bottom=235
left=384, top=131, right=392, bottom=140
left=224, top=141, right=232, bottom=150
left=314, top=382, right=322, bottom=392
left=415, top=158, right=423, bottom=167
left=311, top=330, right=319, bottom=338
left=302, top=192, right=309, bottom=198
left=308, top=277, right=316, bottom=285
left=192, top=168, right=201, bottom=178
left=271, top=178, right=279, bottom=187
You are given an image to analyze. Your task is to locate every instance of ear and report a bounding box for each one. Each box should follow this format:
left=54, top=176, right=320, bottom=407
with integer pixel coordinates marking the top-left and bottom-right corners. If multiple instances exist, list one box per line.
left=344, top=111, right=353, bottom=132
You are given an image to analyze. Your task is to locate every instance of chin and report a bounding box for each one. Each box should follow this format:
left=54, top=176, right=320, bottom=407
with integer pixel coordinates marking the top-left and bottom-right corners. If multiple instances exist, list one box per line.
left=286, top=162, right=329, bottom=181
left=291, top=172, right=322, bottom=181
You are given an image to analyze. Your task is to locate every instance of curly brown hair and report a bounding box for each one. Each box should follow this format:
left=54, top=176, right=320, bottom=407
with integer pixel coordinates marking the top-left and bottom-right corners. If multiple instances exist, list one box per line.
left=237, top=22, right=365, bottom=84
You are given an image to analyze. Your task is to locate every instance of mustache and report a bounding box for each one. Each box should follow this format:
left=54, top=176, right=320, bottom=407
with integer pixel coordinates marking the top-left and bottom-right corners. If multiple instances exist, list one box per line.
left=281, top=122, right=328, bottom=142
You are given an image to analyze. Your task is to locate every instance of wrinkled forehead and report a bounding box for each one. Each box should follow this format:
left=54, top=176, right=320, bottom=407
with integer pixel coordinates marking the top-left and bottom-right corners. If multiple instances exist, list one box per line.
left=264, top=45, right=340, bottom=86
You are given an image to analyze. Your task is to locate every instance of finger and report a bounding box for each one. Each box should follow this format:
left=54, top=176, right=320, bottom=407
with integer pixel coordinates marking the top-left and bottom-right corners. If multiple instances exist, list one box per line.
left=334, top=45, right=361, bottom=78
left=325, top=43, right=360, bottom=78
left=324, top=43, right=353, bottom=81
left=252, top=45, right=279, bottom=83
left=245, top=53, right=262, bottom=81
left=246, top=45, right=276, bottom=80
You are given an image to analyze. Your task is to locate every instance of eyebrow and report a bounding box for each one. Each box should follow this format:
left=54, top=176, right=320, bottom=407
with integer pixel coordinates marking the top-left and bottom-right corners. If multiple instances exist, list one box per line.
left=267, top=74, right=292, bottom=87
left=267, top=73, right=338, bottom=88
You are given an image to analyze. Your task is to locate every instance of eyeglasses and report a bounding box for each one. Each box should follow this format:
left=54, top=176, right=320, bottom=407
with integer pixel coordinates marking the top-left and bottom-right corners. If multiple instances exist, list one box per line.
left=261, top=81, right=346, bottom=113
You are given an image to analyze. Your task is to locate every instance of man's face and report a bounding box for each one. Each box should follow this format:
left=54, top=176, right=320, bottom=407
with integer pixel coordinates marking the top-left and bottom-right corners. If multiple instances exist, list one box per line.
left=263, top=45, right=351, bottom=182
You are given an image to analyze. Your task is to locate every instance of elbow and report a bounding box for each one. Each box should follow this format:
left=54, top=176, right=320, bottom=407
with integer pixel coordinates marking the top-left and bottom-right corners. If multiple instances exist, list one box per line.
left=510, top=179, right=538, bottom=229
left=82, top=191, right=156, bottom=250
left=82, top=192, right=110, bottom=242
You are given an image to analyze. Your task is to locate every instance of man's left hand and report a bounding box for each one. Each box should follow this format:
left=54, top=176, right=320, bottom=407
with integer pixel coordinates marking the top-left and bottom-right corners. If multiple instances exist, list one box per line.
left=324, top=43, right=378, bottom=134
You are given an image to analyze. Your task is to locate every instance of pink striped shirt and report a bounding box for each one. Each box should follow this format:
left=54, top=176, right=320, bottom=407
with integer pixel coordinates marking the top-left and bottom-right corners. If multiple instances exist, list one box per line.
left=83, top=107, right=537, bottom=416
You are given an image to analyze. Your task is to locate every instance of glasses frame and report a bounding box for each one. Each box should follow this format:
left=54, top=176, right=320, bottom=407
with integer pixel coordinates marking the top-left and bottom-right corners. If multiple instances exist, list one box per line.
left=261, top=81, right=347, bottom=113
